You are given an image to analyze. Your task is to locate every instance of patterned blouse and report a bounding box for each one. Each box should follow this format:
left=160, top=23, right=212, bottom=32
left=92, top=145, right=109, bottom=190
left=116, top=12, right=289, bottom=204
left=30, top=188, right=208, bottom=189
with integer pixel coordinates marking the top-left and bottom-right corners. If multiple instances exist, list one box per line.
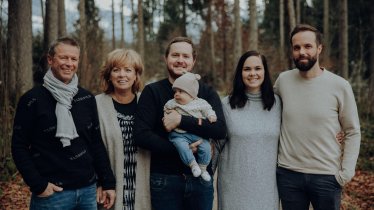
left=113, top=98, right=137, bottom=210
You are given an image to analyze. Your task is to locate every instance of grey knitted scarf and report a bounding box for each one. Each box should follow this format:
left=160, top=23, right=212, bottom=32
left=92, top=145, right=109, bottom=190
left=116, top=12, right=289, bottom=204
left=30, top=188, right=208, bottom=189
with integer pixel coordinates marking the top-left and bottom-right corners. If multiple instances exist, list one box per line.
left=43, top=69, right=79, bottom=147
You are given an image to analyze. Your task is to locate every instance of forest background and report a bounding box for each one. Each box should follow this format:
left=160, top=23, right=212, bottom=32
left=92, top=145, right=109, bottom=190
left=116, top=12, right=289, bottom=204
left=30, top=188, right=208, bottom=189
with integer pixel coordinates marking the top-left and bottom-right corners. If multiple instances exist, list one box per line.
left=0, top=0, right=373, bottom=209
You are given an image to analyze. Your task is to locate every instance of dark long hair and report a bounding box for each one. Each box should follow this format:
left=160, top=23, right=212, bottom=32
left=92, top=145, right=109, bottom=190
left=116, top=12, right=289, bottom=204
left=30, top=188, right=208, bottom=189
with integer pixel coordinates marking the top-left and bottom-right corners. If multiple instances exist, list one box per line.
left=228, top=50, right=275, bottom=110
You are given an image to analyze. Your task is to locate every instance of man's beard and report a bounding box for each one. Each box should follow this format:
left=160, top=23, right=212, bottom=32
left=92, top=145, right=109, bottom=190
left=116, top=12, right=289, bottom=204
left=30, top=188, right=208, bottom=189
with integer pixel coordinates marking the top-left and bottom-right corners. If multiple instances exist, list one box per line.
left=167, top=67, right=186, bottom=80
left=294, top=55, right=317, bottom=72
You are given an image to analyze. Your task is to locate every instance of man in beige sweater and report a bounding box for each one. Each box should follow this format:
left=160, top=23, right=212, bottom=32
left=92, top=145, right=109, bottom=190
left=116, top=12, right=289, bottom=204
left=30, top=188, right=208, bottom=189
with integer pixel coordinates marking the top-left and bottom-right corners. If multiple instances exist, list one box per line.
left=274, top=24, right=361, bottom=210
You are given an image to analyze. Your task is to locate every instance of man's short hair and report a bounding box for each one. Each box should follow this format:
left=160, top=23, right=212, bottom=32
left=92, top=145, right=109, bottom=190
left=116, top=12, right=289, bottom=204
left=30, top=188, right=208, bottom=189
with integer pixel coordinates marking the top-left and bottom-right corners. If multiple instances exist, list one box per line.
left=290, top=24, right=323, bottom=46
left=164, top=37, right=197, bottom=60
left=48, top=37, right=80, bottom=57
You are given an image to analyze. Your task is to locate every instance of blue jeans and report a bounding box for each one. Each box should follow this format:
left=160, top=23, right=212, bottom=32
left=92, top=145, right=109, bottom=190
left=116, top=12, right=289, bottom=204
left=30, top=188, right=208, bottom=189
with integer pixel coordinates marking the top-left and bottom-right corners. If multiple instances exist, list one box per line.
left=169, top=131, right=211, bottom=166
left=150, top=173, right=213, bottom=210
left=276, top=167, right=342, bottom=210
left=30, top=183, right=97, bottom=210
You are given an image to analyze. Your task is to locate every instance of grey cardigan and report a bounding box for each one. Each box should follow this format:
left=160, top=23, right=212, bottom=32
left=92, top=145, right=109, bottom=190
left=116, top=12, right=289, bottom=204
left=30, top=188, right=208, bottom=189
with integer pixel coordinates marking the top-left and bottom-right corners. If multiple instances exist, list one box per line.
left=96, top=93, right=151, bottom=210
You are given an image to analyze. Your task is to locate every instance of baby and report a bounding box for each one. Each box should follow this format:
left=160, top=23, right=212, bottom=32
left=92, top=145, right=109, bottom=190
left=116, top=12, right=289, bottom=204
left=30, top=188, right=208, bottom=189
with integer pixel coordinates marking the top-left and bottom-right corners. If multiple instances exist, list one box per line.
left=164, top=72, right=217, bottom=181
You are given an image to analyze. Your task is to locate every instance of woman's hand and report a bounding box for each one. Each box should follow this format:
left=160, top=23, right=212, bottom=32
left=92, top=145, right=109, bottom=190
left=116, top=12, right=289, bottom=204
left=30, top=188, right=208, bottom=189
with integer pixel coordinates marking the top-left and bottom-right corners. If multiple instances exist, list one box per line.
left=336, top=131, right=345, bottom=144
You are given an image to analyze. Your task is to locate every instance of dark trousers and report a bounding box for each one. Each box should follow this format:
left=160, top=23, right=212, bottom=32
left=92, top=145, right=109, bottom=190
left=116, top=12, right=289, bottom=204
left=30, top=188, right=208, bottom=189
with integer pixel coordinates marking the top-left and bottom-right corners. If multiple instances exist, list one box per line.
left=276, top=167, right=342, bottom=210
left=150, top=173, right=213, bottom=210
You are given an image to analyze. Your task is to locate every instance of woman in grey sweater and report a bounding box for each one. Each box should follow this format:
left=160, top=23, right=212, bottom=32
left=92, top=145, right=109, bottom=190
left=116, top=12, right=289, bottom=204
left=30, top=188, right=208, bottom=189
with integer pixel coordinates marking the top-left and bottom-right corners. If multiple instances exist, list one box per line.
left=218, top=51, right=281, bottom=210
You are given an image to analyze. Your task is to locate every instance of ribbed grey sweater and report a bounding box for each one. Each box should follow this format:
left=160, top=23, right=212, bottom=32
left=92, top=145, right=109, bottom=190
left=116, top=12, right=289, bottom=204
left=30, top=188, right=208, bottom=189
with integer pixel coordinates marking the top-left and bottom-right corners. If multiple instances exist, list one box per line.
left=218, top=93, right=281, bottom=210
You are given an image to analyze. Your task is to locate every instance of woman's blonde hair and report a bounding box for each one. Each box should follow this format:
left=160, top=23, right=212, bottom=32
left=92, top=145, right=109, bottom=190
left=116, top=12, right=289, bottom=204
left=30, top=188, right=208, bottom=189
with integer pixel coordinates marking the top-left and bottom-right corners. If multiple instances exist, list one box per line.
left=100, top=49, right=144, bottom=94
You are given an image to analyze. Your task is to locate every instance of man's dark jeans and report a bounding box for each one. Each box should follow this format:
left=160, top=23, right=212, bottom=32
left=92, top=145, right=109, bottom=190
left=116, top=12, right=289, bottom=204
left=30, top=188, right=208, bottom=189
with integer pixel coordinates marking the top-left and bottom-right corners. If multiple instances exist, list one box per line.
left=276, top=167, right=342, bottom=210
left=150, top=173, right=214, bottom=210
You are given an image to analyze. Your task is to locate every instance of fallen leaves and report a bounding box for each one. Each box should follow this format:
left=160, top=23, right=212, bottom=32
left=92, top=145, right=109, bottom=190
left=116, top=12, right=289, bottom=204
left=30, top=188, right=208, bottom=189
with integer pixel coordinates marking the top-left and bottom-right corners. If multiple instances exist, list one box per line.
left=0, top=173, right=30, bottom=210
left=0, top=170, right=373, bottom=210
left=341, top=170, right=374, bottom=210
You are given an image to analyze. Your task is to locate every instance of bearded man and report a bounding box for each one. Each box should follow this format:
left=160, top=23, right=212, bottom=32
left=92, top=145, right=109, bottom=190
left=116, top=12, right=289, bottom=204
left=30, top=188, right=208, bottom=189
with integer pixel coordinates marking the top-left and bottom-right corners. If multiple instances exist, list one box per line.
left=274, top=24, right=361, bottom=210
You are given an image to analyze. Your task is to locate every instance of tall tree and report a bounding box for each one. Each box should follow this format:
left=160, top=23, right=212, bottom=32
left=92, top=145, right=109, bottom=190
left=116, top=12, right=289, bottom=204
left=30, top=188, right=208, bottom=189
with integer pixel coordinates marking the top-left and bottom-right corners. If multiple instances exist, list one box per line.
left=216, top=0, right=231, bottom=83
left=295, top=0, right=300, bottom=23
left=207, top=0, right=216, bottom=85
left=233, top=0, right=242, bottom=60
left=7, top=0, right=33, bottom=102
left=40, top=0, right=45, bottom=28
left=74, top=0, right=104, bottom=91
left=138, top=0, right=145, bottom=59
left=58, top=0, right=66, bottom=36
left=279, top=0, right=285, bottom=70
left=287, top=0, right=296, bottom=32
left=130, top=0, right=136, bottom=44
left=157, top=0, right=187, bottom=42
left=44, top=0, right=58, bottom=49
left=112, top=0, right=116, bottom=49
left=78, top=0, right=88, bottom=88
left=248, top=0, right=258, bottom=50
left=120, top=0, right=125, bottom=48
left=368, top=3, right=374, bottom=115
left=182, top=0, right=187, bottom=36
left=42, top=0, right=58, bottom=73
left=339, top=0, right=348, bottom=79
left=323, top=0, right=330, bottom=61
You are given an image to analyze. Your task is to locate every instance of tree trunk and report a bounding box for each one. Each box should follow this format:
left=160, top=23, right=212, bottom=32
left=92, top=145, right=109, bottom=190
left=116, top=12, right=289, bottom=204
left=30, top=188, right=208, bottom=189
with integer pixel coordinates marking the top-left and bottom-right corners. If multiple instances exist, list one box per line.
left=40, top=0, right=45, bottom=28
left=58, top=0, right=66, bottom=36
left=323, top=0, right=330, bottom=63
left=120, top=0, right=125, bottom=48
left=112, top=0, right=116, bottom=49
left=130, top=0, right=135, bottom=44
left=233, top=0, right=242, bottom=60
left=339, top=0, right=349, bottom=79
left=182, top=0, right=187, bottom=36
left=78, top=0, right=88, bottom=88
left=7, top=0, right=33, bottom=102
left=295, top=0, right=300, bottom=24
left=219, top=0, right=229, bottom=83
left=369, top=5, right=374, bottom=115
left=43, top=0, right=58, bottom=73
left=7, top=0, right=16, bottom=100
left=248, top=0, right=258, bottom=51
left=287, top=0, right=296, bottom=32
left=44, top=0, right=58, bottom=49
left=279, top=0, right=285, bottom=70
left=207, top=0, right=216, bottom=85
left=138, top=0, right=145, bottom=59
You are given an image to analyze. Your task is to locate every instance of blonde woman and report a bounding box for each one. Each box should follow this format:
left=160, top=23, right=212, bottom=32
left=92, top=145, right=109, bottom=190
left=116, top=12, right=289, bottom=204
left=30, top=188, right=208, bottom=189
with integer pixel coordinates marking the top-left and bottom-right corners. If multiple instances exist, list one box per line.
left=95, top=49, right=150, bottom=210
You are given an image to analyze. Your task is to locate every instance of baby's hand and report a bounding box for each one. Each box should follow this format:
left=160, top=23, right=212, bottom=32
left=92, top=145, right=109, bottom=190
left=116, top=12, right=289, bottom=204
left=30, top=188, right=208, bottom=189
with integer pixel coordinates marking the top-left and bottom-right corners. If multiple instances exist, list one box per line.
left=208, top=115, right=217, bottom=123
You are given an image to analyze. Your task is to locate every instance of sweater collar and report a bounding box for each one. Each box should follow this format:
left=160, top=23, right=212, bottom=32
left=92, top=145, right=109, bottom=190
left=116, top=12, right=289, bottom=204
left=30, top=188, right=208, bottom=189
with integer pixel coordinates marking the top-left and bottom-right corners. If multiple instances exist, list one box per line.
left=246, top=92, right=262, bottom=101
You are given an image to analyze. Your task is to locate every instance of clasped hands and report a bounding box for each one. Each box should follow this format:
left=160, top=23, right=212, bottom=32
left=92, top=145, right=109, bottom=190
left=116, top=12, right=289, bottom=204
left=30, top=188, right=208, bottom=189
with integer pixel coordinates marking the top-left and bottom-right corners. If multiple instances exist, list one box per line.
left=96, top=186, right=116, bottom=209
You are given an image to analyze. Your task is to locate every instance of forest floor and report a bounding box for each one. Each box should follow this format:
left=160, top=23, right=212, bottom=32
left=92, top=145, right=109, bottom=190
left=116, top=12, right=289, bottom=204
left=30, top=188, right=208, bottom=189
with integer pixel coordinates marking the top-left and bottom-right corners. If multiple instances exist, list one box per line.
left=0, top=170, right=373, bottom=210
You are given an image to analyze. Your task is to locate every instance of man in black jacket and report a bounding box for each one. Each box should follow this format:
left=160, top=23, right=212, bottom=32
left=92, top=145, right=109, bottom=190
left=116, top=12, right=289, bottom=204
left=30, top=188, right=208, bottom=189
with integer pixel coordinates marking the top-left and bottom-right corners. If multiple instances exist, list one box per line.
left=12, top=37, right=115, bottom=210
left=134, top=36, right=227, bottom=210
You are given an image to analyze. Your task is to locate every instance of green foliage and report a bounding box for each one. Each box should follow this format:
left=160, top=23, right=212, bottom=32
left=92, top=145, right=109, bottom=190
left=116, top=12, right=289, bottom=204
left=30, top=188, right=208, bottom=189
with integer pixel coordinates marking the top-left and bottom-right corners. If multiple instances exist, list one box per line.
left=261, top=0, right=280, bottom=44
left=157, top=0, right=186, bottom=42
left=357, top=118, right=374, bottom=171
left=0, top=155, right=17, bottom=182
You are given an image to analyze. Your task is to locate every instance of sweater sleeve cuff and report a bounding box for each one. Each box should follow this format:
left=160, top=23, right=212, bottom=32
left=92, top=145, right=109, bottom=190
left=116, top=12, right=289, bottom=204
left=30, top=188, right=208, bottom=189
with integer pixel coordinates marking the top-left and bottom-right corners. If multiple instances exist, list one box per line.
left=31, top=181, right=49, bottom=195
left=335, top=169, right=355, bottom=186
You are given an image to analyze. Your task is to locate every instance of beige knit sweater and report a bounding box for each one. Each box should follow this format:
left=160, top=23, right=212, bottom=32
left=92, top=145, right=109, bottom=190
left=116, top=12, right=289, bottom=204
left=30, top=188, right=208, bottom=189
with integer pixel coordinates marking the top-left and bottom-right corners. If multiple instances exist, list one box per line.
left=274, top=69, right=361, bottom=186
left=96, top=93, right=151, bottom=210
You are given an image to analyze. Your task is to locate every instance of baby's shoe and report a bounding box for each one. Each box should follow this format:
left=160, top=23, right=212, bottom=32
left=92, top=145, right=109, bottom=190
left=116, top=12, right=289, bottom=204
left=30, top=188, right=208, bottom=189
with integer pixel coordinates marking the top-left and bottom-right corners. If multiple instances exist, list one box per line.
left=200, top=171, right=211, bottom=182
left=191, top=164, right=201, bottom=177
